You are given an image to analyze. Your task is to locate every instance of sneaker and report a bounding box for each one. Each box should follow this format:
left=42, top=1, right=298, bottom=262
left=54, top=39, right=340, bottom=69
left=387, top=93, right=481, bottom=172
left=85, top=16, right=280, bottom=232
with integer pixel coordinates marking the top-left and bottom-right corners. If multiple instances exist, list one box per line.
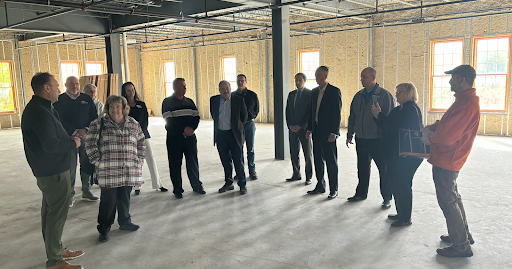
left=391, top=220, right=412, bottom=227
left=159, top=187, right=168, bottom=192
left=119, top=223, right=140, bottom=231
left=436, top=245, right=473, bottom=257
left=82, top=191, right=99, bottom=201
left=440, top=234, right=475, bottom=245
left=134, top=190, right=141, bottom=195
left=99, top=233, right=109, bottom=243
left=381, top=199, right=391, bottom=209
left=62, top=249, right=85, bottom=261
left=69, top=197, right=75, bottom=208
left=249, top=171, right=258, bottom=180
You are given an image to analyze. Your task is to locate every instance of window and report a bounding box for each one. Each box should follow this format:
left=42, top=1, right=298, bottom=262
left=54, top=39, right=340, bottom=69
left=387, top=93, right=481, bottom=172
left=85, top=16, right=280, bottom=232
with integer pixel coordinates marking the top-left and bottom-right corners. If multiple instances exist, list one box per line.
left=0, top=61, right=17, bottom=114
left=85, top=62, right=105, bottom=76
left=298, top=50, right=320, bottom=90
left=60, top=61, right=81, bottom=87
left=429, top=40, right=464, bottom=111
left=221, top=56, right=237, bottom=91
left=163, top=61, right=175, bottom=97
left=473, top=36, right=510, bottom=112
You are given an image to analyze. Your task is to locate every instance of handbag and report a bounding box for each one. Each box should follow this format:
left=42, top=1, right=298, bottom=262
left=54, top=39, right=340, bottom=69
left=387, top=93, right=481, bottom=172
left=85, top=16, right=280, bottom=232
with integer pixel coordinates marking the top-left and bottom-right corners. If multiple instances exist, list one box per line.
left=398, top=106, right=430, bottom=158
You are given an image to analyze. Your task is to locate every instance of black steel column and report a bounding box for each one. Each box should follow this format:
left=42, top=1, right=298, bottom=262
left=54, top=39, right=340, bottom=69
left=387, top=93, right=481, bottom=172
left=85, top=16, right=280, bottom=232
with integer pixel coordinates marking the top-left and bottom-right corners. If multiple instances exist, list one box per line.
left=272, top=3, right=290, bottom=160
left=105, top=33, right=123, bottom=95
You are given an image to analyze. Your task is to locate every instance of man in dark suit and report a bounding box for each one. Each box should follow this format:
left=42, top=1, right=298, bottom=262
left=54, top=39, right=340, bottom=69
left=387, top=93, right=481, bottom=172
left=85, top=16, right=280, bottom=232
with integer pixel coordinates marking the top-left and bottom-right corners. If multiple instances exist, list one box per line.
left=285, top=73, right=313, bottom=185
left=306, top=66, right=342, bottom=199
left=210, top=80, right=249, bottom=195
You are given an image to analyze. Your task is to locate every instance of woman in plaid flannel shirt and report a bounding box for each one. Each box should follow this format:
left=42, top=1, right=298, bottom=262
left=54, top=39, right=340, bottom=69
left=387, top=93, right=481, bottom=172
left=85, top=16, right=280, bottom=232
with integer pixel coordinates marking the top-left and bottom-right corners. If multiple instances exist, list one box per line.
left=85, top=95, right=146, bottom=243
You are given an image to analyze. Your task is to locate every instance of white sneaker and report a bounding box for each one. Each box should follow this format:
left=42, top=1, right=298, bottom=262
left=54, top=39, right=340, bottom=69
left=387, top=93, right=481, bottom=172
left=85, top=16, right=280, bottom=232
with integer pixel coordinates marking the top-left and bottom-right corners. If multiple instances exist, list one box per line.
left=69, top=198, right=75, bottom=208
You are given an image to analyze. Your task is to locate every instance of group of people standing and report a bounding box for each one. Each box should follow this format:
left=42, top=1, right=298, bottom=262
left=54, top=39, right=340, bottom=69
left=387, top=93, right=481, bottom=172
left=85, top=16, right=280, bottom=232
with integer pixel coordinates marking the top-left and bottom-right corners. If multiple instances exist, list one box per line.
left=21, top=63, right=479, bottom=268
left=285, top=64, right=479, bottom=258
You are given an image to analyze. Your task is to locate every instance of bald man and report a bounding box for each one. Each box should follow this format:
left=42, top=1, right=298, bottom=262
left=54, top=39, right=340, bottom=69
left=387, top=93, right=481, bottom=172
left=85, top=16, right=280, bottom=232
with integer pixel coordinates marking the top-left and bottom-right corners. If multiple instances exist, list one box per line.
left=346, top=67, right=395, bottom=209
left=54, top=76, right=99, bottom=207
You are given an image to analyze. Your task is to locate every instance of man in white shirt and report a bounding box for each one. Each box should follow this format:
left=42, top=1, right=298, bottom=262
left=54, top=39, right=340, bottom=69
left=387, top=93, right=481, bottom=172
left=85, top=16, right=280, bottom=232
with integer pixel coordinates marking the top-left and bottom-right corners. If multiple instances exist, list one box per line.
left=83, top=84, right=104, bottom=117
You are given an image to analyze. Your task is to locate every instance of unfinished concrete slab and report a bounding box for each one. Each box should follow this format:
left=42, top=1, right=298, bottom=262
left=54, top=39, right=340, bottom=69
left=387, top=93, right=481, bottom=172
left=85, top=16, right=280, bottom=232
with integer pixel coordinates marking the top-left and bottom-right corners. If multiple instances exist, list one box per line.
left=1, top=118, right=511, bottom=268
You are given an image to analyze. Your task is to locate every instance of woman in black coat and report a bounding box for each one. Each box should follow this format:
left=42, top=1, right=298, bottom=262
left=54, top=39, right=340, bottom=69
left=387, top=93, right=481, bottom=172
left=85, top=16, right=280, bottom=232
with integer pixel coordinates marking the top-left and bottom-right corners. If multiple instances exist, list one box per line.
left=371, top=82, right=423, bottom=227
left=122, top=82, right=168, bottom=194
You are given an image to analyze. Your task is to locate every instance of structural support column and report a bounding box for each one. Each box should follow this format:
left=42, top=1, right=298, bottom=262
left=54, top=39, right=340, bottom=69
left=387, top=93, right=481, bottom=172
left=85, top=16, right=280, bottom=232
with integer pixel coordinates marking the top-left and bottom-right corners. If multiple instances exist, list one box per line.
left=105, top=33, right=123, bottom=95
left=190, top=38, right=200, bottom=106
left=272, top=3, right=290, bottom=160
left=122, top=33, right=131, bottom=82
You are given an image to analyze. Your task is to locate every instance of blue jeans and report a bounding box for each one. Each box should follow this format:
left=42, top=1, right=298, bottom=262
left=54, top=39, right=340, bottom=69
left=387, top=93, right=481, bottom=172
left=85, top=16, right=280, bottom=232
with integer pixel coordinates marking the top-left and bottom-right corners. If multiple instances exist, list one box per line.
left=243, top=120, right=256, bottom=174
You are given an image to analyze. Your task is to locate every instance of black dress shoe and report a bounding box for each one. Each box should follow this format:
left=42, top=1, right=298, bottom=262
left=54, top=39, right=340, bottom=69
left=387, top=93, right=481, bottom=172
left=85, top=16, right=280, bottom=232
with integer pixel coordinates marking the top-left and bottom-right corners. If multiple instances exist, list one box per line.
left=249, top=171, right=258, bottom=180
left=305, top=179, right=312, bottom=185
left=218, top=183, right=235, bottom=193
left=159, top=187, right=168, bottom=192
left=193, top=188, right=206, bottom=195
left=135, top=190, right=140, bottom=195
left=347, top=195, right=366, bottom=202
left=381, top=199, right=392, bottom=209
left=391, top=220, right=412, bottom=227
left=307, top=188, right=325, bottom=194
left=328, top=191, right=338, bottom=199
left=286, top=176, right=301, bottom=182
left=388, top=214, right=399, bottom=220
left=240, top=186, right=247, bottom=195
left=99, top=233, right=109, bottom=243
left=174, top=193, right=183, bottom=199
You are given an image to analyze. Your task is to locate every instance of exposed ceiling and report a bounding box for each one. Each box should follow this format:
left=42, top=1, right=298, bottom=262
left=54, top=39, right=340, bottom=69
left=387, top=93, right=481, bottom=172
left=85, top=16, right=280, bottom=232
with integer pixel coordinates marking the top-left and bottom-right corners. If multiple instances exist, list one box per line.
left=0, top=0, right=510, bottom=48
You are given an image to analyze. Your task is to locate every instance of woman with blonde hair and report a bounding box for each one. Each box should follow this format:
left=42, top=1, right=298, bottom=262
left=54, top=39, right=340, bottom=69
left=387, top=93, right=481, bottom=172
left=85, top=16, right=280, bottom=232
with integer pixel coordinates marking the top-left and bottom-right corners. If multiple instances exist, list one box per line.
left=85, top=95, right=145, bottom=242
left=371, top=82, right=424, bottom=227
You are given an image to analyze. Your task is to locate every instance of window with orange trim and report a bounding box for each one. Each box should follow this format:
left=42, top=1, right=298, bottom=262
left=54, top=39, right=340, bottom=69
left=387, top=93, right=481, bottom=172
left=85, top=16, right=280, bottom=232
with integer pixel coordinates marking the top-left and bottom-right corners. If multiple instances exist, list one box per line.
left=60, top=61, right=82, bottom=87
left=429, top=39, right=464, bottom=111
left=298, top=50, right=319, bottom=90
left=473, top=35, right=510, bottom=113
left=85, top=62, right=105, bottom=76
left=163, top=61, right=175, bottom=97
left=0, top=61, right=18, bottom=114
left=221, top=56, right=237, bottom=91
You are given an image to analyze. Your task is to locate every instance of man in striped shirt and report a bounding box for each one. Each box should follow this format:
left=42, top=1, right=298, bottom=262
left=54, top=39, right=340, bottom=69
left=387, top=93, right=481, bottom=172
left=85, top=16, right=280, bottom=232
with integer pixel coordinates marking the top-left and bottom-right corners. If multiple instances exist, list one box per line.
left=162, top=78, right=204, bottom=199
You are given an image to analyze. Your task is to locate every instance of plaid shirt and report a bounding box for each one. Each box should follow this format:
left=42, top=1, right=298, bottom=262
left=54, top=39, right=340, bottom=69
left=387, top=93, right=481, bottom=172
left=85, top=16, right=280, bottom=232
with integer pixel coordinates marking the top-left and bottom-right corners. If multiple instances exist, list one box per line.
left=85, top=114, right=146, bottom=188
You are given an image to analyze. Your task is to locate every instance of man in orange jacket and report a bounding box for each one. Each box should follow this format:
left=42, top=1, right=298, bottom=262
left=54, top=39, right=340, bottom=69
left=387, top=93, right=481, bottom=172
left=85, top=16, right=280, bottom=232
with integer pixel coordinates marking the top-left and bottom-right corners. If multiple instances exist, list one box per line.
left=422, top=65, right=480, bottom=258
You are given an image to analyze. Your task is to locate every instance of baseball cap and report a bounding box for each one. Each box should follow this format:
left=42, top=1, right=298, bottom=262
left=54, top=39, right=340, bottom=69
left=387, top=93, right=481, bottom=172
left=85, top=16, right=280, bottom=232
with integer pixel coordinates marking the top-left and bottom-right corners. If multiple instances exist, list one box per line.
left=445, top=65, right=476, bottom=80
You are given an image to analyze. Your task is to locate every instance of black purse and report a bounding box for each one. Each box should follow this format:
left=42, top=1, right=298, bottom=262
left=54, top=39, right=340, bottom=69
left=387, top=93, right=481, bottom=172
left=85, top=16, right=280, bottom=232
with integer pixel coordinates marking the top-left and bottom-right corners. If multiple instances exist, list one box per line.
left=398, top=106, right=430, bottom=158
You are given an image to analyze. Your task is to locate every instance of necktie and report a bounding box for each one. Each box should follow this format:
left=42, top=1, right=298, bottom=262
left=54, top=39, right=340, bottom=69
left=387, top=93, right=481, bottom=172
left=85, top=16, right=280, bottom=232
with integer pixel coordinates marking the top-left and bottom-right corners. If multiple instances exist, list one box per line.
left=294, top=90, right=302, bottom=122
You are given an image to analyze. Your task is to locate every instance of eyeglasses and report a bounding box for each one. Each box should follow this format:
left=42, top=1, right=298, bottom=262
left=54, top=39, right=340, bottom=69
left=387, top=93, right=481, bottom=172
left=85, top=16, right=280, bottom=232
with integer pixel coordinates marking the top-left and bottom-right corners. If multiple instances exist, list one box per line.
left=395, top=91, right=405, bottom=96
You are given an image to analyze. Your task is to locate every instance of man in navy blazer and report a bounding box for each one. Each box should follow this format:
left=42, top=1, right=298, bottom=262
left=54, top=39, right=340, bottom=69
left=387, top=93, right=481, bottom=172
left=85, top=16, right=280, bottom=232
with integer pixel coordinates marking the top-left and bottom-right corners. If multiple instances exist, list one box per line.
left=285, top=73, right=313, bottom=185
left=210, top=80, right=249, bottom=195
left=306, top=66, right=342, bottom=199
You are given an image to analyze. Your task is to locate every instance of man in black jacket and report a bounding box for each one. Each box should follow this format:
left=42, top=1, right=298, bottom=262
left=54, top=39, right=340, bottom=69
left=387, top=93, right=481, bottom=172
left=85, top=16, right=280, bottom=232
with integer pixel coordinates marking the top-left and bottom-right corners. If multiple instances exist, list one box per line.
left=306, top=66, right=342, bottom=199
left=162, top=78, right=204, bottom=199
left=53, top=76, right=98, bottom=206
left=22, top=72, right=84, bottom=269
left=285, top=73, right=313, bottom=185
left=210, top=80, right=249, bottom=195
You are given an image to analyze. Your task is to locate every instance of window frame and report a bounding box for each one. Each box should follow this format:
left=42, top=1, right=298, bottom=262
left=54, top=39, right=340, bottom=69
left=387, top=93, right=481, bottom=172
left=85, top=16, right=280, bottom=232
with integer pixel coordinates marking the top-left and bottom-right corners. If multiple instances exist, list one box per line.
left=85, top=61, right=106, bottom=76
left=59, top=61, right=83, bottom=87
left=0, top=60, right=18, bottom=115
left=428, top=38, right=465, bottom=112
left=162, top=60, right=176, bottom=97
left=298, top=49, right=320, bottom=90
left=471, top=34, right=511, bottom=114
left=221, top=56, right=237, bottom=91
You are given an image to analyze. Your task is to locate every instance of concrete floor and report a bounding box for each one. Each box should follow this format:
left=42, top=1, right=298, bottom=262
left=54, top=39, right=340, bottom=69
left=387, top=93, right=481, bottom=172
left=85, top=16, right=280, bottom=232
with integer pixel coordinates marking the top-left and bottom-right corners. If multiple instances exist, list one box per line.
left=1, top=118, right=511, bottom=269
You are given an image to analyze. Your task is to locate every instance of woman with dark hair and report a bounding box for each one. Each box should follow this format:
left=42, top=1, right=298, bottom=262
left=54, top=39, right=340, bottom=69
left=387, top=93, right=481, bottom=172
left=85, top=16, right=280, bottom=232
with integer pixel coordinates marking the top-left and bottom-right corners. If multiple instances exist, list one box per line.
left=371, top=82, right=424, bottom=227
left=121, top=82, right=168, bottom=194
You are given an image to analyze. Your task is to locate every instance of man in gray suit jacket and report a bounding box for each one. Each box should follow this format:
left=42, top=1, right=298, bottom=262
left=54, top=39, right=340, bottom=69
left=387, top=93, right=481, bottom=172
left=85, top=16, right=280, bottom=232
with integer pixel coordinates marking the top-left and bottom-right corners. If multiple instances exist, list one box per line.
left=285, top=73, right=313, bottom=185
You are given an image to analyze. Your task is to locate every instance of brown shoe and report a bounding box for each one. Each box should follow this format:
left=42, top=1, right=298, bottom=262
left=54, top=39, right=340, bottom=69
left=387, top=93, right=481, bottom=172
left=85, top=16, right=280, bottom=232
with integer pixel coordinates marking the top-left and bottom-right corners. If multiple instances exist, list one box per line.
left=440, top=234, right=475, bottom=245
left=62, top=249, right=85, bottom=261
left=436, top=245, right=473, bottom=257
left=47, top=261, right=83, bottom=269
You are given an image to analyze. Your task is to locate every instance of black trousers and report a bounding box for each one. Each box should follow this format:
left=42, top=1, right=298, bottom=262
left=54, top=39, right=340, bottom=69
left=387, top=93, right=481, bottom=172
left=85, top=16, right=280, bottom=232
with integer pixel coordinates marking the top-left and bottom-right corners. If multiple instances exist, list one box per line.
left=166, top=133, right=202, bottom=194
left=390, top=156, right=423, bottom=222
left=216, top=130, right=246, bottom=187
left=289, top=129, right=313, bottom=179
left=354, top=137, right=391, bottom=200
left=97, top=186, right=132, bottom=235
left=312, top=133, right=338, bottom=192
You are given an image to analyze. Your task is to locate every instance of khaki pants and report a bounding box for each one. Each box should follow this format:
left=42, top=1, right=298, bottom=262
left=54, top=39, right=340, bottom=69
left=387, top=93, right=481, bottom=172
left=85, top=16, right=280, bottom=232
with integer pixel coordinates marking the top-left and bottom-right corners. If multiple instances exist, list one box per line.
left=36, top=170, right=71, bottom=267
left=432, top=166, right=471, bottom=251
